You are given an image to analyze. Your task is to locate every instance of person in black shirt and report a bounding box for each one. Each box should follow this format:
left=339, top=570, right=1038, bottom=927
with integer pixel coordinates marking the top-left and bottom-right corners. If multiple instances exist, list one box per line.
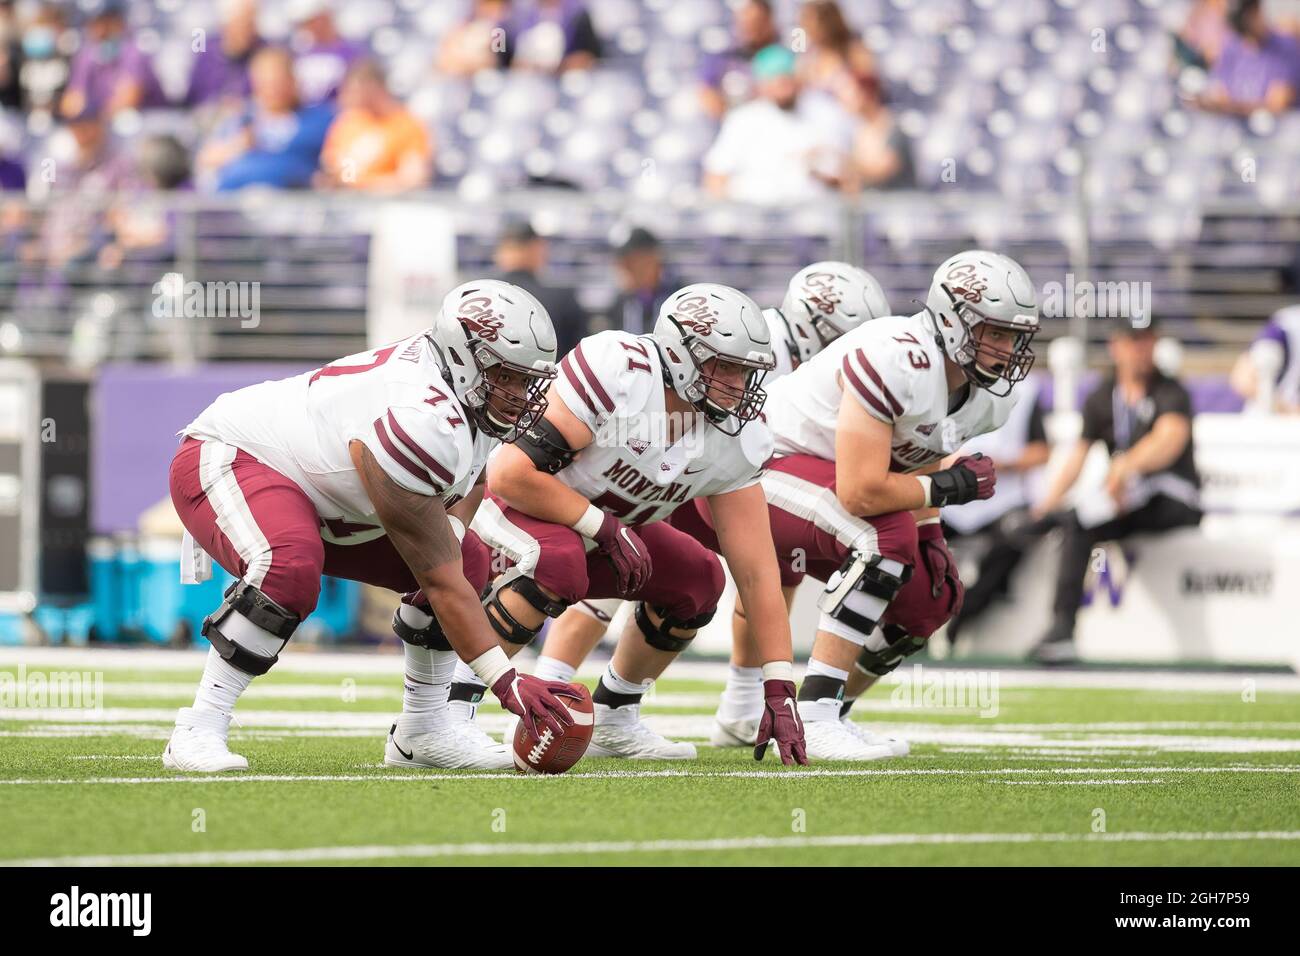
left=606, top=227, right=679, bottom=335
left=1029, top=322, right=1202, bottom=663
left=493, top=220, right=589, bottom=357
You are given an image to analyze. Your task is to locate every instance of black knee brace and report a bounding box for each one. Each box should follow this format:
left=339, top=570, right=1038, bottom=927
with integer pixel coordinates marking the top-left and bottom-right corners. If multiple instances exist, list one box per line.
left=634, top=602, right=715, bottom=653
left=483, top=569, right=570, bottom=645
left=392, top=604, right=452, bottom=651
left=202, top=580, right=299, bottom=676
left=854, top=624, right=927, bottom=677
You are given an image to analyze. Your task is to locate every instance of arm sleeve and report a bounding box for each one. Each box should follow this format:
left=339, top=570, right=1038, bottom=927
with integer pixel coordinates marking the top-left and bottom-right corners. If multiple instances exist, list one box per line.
left=361, top=404, right=462, bottom=497
left=839, top=335, right=913, bottom=425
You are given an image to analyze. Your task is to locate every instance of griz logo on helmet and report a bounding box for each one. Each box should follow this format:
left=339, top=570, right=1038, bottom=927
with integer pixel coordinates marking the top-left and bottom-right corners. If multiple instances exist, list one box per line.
left=674, top=295, right=720, bottom=335
left=946, top=263, right=989, bottom=304
left=457, top=296, right=506, bottom=342
left=802, top=272, right=844, bottom=315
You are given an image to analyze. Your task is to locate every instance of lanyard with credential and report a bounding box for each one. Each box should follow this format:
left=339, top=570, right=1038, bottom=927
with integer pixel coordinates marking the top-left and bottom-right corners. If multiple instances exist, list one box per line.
left=1111, top=385, right=1136, bottom=453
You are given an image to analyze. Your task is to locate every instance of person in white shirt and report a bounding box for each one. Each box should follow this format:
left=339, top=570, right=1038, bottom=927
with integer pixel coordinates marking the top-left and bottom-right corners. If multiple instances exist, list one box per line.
left=702, top=44, right=851, bottom=205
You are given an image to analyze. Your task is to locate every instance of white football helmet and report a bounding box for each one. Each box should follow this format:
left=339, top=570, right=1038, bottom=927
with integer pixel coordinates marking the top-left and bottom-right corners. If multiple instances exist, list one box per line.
left=653, top=283, right=775, bottom=436
left=430, top=279, right=558, bottom=441
left=778, top=261, right=892, bottom=365
left=925, top=250, right=1039, bottom=396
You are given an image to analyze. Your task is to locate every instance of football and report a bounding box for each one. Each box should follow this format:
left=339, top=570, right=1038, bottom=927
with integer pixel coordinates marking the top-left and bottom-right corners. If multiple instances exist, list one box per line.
left=511, top=683, right=595, bottom=775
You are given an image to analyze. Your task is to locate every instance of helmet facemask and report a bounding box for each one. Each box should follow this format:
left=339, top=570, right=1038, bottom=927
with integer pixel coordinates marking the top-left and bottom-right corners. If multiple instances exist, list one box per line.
left=465, top=340, right=556, bottom=442
left=938, top=284, right=1037, bottom=398
left=683, top=338, right=773, bottom=437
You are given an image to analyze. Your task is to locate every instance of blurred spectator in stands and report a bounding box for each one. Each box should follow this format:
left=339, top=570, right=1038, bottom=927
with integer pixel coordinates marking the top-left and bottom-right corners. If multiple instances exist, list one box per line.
left=607, top=227, right=677, bottom=335
left=290, top=0, right=364, bottom=106
left=60, top=0, right=165, bottom=120
left=698, top=0, right=780, bottom=120
left=1195, top=0, right=1300, bottom=114
left=318, top=60, right=432, bottom=192
left=197, top=46, right=333, bottom=192
left=0, top=1, right=23, bottom=109
left=796, top=1, right=879, bottom=113
left=17, top=3, right=72, bottom=120
left=1029, top=322, right=1202, bottom=664
left=438, top=0, right=514, bottom=76
left=509, top=0, right=602, bottom=74
left=1231, top=304, right=1300, bottom=412
left=703, top=44, right=850, bottom=204
left=1178, top=0, right=1230, bottom=67
left=184, top=0, right=261, bottom=111
left=29, top=103, right=136, bottom=272
left=97, top=134, right=190, bottom=273
left=493, top=219, right=588, bottom=355
left=848, top=86, right=914, bottom=189
left=943, top=379, right=1052, bottom=647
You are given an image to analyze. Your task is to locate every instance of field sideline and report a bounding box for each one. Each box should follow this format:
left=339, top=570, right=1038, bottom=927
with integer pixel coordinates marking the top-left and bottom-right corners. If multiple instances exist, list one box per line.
left=2, top=647, right=1299, bottom=866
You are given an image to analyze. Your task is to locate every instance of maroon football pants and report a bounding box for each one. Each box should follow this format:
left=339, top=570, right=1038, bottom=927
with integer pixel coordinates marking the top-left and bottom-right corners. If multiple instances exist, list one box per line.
left=169, top=437, right=489, bottom=620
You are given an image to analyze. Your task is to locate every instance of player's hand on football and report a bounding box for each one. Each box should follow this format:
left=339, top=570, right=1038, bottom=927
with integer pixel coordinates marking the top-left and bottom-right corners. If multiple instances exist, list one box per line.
left=754, top=678, right=807, bottom=766
left=592, top=512, right=652, bottom=596
left=491, top=669, right=584, bottom=740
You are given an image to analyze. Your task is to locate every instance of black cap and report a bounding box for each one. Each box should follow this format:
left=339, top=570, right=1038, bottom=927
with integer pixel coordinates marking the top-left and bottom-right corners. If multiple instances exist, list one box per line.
left=1110, top=316, right=1159, bottom=337
left=499, top=219, right=539, bottom=244
left=612, top=226, right=660, bottom=257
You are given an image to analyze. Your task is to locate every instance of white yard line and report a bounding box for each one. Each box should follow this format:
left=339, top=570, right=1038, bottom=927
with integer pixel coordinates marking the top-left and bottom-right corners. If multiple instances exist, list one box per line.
left=6, top=829, right=1300, bottom=867
left=2, top=647, right=1298, bottom=692
left=2, top=765, right=1298, bottom=786
left=6, top=708, right=1300, bottom=753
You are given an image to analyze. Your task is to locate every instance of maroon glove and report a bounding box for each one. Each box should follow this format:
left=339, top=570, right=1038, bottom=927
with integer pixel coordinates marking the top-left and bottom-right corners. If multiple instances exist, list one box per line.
left=917, top=523, right=964, bottom=618
left=491, top=669, right=584, bottom=740
left=928, top=453, right=997, bottom=506
left=754, top=679, right=808, bottom=766
left=592, top=512, right=652, bottom=597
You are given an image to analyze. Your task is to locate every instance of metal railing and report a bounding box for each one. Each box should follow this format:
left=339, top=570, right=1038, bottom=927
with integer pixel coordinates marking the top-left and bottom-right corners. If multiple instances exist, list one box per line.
left=0, top=189, right=1294, bottom=367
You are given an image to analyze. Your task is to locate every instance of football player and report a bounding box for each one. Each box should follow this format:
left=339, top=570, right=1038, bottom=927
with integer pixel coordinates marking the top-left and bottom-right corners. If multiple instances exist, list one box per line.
left=164, top=280, right=580, bottom=772
left=681, top=251, right=1039, bottom=759
left=447, top=283, right=808, bottom=764
left=534, top=263, right=892, bottom=739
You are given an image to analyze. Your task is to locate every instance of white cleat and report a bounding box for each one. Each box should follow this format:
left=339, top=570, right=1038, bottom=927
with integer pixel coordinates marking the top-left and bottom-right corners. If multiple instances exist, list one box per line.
left=710, top=714, right=759, bottom=747
left=384, top=718, right=512, bottom=770
left=587, top=703, right=697, bottom=760
left=802, top=718, right=897, bottom=762
left=162, top=707, right=248, bottom=772
left=841, top=716, right=910, bottom=757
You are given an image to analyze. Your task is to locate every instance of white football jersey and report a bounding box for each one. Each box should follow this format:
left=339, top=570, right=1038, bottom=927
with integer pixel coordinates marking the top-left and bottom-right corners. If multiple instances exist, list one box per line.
left=184, top=333, right=496, bottom=545
left=548, top=330, right=772, bottom=524
left=766, top=311, right=1015, bottom=472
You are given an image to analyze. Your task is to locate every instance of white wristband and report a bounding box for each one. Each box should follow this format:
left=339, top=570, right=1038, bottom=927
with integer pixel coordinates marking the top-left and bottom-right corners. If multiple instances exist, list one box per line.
left=916, top=515, right=941, bottom=527
left=761, top=661, right=795, bottom=683
left=916, top=475, right=934, bottom=509
left=447, top=515, right=466, bottom=543
left=467, top=646, right=513, bottom=689
left=571, top=503, right=605, bottom=538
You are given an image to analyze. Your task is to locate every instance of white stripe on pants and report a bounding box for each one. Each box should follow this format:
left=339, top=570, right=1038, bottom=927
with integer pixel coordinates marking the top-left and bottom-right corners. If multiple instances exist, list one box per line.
left=197, top=440, right=274, bottom=588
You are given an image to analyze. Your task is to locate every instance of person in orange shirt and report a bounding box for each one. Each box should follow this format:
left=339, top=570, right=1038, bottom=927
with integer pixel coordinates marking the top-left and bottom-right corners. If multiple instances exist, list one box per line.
left=318, top=60, right=433, bottom=192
